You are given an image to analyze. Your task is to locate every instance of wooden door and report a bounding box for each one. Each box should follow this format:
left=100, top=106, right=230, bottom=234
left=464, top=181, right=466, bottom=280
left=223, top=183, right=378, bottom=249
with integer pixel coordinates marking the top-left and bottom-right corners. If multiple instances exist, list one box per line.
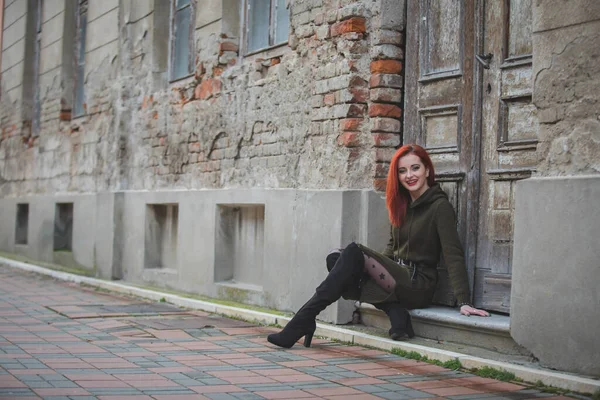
left=474, top=0, right=537, bottom=313
left=404, top=0, right=478, bottom=306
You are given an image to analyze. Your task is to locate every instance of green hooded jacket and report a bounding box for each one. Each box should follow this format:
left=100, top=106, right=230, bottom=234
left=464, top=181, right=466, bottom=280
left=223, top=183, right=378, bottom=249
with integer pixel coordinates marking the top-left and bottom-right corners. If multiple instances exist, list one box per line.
left=355, top=184, right=471, bottom=307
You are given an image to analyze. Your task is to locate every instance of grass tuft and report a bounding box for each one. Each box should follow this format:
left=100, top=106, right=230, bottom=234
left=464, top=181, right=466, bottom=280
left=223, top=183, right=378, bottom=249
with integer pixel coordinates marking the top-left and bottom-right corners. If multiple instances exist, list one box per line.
left=391, top=348, right=462, bottom=370
left=471, top=366, right=516, bottom=382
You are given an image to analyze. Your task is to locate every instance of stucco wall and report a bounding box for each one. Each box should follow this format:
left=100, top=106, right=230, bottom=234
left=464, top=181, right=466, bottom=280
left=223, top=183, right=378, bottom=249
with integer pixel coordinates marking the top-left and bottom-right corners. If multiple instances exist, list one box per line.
left=532, top=0, right=600, bottom=176
left=511, top=177, right=600, bottom=377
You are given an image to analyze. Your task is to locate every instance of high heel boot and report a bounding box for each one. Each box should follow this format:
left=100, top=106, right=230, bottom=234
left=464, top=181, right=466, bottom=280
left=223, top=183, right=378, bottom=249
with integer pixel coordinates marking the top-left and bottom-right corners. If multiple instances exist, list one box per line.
left=374, top=302, right=415, bottom=340
left=267, top=243, right=365, bottom=348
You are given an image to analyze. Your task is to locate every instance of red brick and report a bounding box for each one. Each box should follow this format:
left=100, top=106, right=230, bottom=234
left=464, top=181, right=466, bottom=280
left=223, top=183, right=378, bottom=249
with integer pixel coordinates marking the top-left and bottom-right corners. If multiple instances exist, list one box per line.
left=340, top=118, right=363, bottom=131
left=373, top=178, right=387, bottom=192
left=324, top=93, right=336, bottom=106
left=347, top=104, right=366, bottom=117
left=219, top=41, right=239, bottom=54
left=369, top=104, right=402, bottom=118
left=189, top=143, right=201, bottom=153
left=371, top=117, right=401, bottom=132
left=195, top=78, right=222, bottom=100
left=59, top=110, right=71, bottom=121
left=370, top=88, right=402, bottom=102
left=271, top=57, right=281, bottom=66
left=331, top=17, right=366, bottom=37
left=372, top=133, right=400, bottom=147
left=375, top=147, right=397, bottom=162
left=370, top=60, right=403, bottom=74
left=349, top=75, right=368, bottom=88
left=370, top=73, right=403, bottom=88
left=337, top=132, right=359, bottom=147
left=349, top=87, right=368, bottom=103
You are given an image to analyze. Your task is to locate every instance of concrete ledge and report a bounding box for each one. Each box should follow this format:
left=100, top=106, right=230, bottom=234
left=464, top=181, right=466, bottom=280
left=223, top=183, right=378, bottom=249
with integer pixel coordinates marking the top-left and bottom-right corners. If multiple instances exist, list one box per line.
left=359, top=303, right=529, bottom=356
left=1, top=256, right=598, bottom=395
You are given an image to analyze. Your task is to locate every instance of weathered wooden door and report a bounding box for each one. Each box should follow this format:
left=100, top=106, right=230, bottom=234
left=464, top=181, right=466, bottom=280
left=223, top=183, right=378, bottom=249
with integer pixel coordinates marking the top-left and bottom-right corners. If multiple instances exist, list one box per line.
left=474, top=0, right=537, bottom=313
left=404, top=1, right=478, bottom=306
left=404, top=1, right=538, bottom=313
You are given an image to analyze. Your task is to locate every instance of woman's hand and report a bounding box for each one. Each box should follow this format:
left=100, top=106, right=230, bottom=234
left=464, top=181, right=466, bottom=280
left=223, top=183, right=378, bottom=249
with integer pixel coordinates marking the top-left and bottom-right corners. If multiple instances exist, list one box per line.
left=460, top=305, right=490, bottom=317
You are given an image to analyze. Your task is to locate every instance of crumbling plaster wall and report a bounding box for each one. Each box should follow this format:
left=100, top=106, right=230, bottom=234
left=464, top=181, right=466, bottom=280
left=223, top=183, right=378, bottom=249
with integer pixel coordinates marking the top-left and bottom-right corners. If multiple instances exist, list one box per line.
left=532, top=0, right=600, bottom=176
left=0, top=0, right=119, bottom=197
left=1, top=0, right=407, bottom=196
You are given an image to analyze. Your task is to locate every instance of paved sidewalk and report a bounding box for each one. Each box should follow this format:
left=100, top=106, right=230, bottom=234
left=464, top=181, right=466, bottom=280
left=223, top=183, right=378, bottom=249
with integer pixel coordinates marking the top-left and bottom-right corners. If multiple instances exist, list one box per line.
left=0, top=267, right=570, bottom=400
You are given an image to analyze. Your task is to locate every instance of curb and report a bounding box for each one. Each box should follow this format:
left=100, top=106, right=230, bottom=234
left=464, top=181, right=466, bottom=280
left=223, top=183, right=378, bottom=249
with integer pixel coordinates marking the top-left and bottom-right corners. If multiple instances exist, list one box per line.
left=1, top=256, right=598, bottom=394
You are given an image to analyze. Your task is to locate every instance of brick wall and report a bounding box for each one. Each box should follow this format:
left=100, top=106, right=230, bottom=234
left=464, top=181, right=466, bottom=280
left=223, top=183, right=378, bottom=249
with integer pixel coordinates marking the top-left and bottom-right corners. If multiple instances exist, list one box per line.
left=0, top=0, right=407, bottom=196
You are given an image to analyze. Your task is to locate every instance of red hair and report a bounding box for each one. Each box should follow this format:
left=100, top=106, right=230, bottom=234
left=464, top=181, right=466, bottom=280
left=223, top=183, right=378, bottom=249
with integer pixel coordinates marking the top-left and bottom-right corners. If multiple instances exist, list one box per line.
left=385, top=144, right=435, bottom=227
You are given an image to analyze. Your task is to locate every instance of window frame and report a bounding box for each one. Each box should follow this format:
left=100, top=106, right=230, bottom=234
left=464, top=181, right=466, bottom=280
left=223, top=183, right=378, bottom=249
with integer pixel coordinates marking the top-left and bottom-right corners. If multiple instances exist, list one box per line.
left=169, top=0, right=196, bottom=82
left=73, top=0, right=87, bottom=118
left=31, top=0, right=42, bottom=135
left=244, top=0, right=290, bottom=56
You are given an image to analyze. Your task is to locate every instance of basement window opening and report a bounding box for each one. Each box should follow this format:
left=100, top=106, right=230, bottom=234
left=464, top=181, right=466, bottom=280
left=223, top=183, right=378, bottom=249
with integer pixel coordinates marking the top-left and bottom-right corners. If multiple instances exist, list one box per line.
left=15, top=204, right=29, bottom=245
left=144, top=204, right=179, bottom=270
left=54, top=203, right=73, bottom=251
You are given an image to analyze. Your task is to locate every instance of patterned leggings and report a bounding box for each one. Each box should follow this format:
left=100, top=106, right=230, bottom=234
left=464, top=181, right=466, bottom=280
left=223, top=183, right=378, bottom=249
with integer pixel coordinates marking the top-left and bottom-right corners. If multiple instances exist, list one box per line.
left=328, top=249, right=397, bottom=293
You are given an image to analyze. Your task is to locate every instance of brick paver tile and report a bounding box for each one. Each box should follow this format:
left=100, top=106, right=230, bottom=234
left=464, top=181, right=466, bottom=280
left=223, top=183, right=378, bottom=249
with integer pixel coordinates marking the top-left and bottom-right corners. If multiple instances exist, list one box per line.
left=422, top=386, right=486, bottom=396
left=0, top=375, right=28, bottom=388
left=190, top=384, right=248, bottom=394
left=326, top=394, right=382, bottom=400
left=332, top=377, right=387, bottom=385
left=360, top=368, right=410, bottom=377
left=145, top=329, right=194, bottom=340
left=339, top=363, right=389, bottom=371
left=123, top=379, right=181, bottom=388
left=209, top=371, right=262, bottom=378
left=255, top=389, right=316, bottom=399
left=33, top=387, right=91, bottom=396
left=271, top=374, right=321, bottom=383
left=401, top=380, right=457, bottom=389
left=76, top=380, right=133, bottom=388
left=278, top=360, right=327, bottom=368
left=251, top=369, right=300, bottom=376
left=152, top=395, right=210, bottom=399
left=305, top=386, right=365, bottom=396
left=97, top=396, right=153, bottom=400
left=222, top=376, right=277, bottom=384
left=148, top=367, right=196, bottom=373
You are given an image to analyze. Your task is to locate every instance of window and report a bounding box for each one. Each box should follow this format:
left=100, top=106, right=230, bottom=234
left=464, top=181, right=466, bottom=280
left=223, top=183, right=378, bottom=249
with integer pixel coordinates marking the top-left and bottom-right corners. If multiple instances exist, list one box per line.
left=170, top=0, right=194, bottom=81
left=22, top=0, right=42, bottom=134
left=246, top=0, right=289, bottom=53
left=73, top=0, right=87, bottom=117
left=32, top=0, right=42, bottom=135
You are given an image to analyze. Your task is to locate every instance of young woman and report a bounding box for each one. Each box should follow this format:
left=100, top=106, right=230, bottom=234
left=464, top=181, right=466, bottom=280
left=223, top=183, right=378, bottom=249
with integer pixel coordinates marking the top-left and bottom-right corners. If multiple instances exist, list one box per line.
left=268, top=144, right=489, bottom=349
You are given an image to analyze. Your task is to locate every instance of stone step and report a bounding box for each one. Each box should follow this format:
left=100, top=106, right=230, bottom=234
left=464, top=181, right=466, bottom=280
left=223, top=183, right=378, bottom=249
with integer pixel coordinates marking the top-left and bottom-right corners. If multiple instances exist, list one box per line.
left=358, top=303, right=531, bottom=356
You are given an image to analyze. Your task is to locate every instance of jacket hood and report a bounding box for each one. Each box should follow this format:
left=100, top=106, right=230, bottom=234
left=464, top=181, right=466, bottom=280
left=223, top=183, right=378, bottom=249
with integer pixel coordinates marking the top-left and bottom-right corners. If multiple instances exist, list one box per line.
left=409, top=184, right=447, bottom=209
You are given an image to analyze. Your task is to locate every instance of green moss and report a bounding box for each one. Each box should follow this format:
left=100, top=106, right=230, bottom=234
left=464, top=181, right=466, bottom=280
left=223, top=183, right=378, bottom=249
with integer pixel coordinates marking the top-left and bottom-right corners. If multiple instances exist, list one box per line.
left=0, top=250, right=96, bottom=277
left=126, top=283, right=289, bottom=317
left=470, top=366, right=516, bottom=382
left=391, top=348, right=462, bottom=370
left=592, top=390, right=600, bottom=400
left=218, top=286, right=249, bottom=304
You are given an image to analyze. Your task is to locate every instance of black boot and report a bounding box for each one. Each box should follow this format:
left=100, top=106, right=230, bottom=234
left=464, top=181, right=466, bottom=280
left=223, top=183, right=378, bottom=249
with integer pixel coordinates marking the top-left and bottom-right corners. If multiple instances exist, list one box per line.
left=374, top=302, right=415, bottom=340
left=268, top=243, right=365, bottom=348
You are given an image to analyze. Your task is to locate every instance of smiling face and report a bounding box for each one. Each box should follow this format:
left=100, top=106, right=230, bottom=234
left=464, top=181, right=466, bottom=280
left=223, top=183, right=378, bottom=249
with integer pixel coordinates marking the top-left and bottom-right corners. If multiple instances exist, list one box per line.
left=397, top=153, right=430, bottom=201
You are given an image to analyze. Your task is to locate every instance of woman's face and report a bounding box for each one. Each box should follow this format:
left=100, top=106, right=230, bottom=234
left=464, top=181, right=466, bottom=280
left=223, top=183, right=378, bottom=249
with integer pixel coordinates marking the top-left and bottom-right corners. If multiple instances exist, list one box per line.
left=397, top=153, right=430, bottom=200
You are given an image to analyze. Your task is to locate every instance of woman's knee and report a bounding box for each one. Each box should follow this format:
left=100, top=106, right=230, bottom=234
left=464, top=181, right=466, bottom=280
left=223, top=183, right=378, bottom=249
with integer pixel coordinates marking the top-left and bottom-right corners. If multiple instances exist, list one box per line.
left=343, top=242, right=363, bottom=258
